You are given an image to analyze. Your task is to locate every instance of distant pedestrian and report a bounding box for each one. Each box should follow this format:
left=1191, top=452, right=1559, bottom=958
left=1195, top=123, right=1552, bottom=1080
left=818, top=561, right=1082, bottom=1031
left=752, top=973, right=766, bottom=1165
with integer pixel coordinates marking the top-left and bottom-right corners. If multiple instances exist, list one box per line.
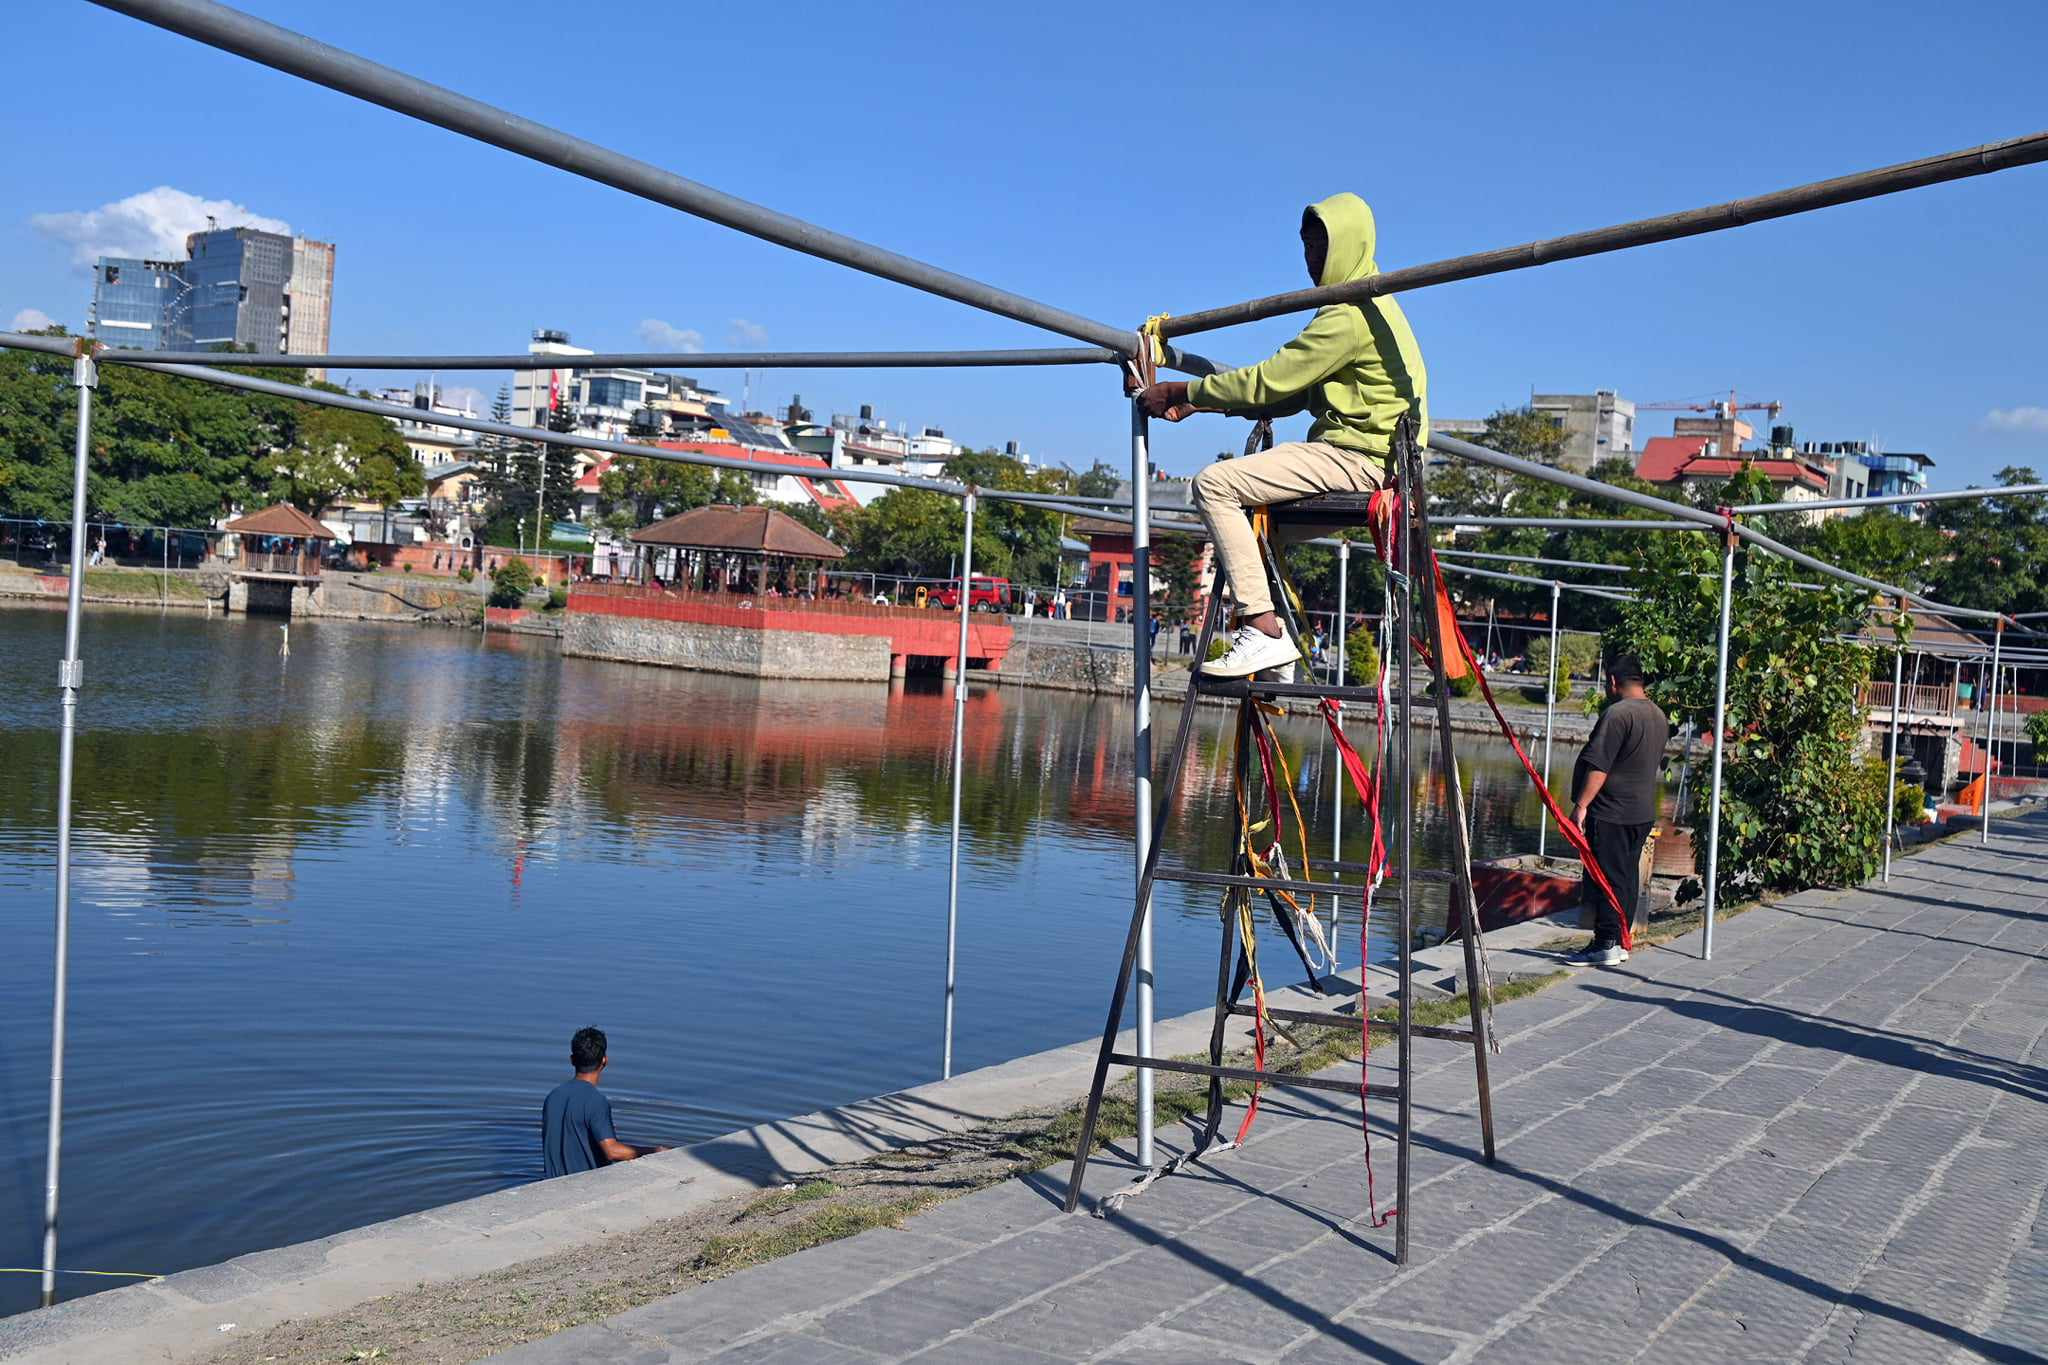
left=1179, top=618, right=1196, bottom=655
left=1566, top=655, right=1670, bottom=967
left=541, top=1026, right=667, bottom=1178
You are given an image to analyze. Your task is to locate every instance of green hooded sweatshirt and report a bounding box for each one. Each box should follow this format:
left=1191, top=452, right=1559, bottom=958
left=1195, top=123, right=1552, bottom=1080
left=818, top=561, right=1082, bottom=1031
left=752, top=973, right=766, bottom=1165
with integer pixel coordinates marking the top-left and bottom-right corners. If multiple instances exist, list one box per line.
left=1186, top=192, right=1428, bottom=461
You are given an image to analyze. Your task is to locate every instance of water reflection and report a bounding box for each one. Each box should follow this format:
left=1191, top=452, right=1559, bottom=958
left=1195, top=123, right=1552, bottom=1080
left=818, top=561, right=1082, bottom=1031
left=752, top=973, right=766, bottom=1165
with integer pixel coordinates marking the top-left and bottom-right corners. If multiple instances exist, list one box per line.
left=0, top=609, right=1571, bottom=1313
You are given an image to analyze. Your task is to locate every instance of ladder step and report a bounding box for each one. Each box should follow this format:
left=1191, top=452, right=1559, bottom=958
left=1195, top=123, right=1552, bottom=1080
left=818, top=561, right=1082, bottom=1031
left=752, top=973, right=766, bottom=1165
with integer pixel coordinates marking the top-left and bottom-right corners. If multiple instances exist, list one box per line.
left=1163, top=867, right=1454, bottom=894
left=1226, top=1003, right=1476, bottom=1045
left=1264, top=492, right=1375, bottom=526
left=1108, top=1052, right=1401, bottom=1098
left=1322, top=859, right=1461, bottom=884
left=1196, top=677, right=1383, bottom=703
left=1161, top=869, right=1364, bottom=899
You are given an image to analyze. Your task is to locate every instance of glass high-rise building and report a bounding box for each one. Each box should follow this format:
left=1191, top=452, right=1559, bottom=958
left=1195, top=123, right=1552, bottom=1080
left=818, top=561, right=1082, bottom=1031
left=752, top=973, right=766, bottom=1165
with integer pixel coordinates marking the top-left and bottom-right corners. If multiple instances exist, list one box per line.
left=184, top=227, right=294, bottom=352
left=88, top=227, right=335, bottom=369
left=89, top=257, right=191, bottom=351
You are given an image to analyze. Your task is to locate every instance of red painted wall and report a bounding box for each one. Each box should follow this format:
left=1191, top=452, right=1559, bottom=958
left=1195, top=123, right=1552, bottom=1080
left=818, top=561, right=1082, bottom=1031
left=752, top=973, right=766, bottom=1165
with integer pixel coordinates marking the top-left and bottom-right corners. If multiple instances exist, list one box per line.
left=568, top=585, right=1012, bottom=667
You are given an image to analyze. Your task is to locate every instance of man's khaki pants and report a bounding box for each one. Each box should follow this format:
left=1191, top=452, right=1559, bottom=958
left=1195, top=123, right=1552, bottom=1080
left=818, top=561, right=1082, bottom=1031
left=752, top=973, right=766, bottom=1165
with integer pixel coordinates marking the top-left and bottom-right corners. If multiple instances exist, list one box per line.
left=1190, top=440, right=1386, bottom=617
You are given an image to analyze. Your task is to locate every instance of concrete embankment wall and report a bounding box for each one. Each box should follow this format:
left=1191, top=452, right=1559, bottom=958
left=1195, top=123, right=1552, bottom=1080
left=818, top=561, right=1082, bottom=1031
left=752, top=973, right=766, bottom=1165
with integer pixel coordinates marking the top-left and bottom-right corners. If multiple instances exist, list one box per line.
left=982, top=635, right=1134, bottom=693
left=563, top=610, right=891, bottom=681
left=266, top=574, right=479, bottom=624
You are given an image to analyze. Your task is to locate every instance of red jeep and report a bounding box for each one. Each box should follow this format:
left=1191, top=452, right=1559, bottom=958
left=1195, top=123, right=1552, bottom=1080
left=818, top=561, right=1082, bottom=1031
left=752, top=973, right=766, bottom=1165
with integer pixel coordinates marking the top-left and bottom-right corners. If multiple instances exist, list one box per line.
left=932, top=576, right=1012, bottom=612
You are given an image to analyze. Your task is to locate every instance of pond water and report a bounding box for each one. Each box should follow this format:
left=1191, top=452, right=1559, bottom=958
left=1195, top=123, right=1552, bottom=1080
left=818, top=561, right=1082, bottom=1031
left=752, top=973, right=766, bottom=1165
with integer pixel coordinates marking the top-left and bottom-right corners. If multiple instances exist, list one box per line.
left=0, top=607, right=1577, bottom=1312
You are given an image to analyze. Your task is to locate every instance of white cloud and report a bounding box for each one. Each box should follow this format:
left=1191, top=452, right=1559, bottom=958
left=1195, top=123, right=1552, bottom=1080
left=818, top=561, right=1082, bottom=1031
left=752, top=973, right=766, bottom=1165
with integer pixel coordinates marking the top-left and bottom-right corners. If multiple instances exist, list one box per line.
left=9, top=307, right=57, bottom=332
left=440, top=385, right=487, bottom=414
left=727, top=317, right=769, bottom=347
left=636, top=318, right=704, bottom=353
left=30, top=187, right=291, bottom=269
left=1984, top=406, right=2048, bottom=434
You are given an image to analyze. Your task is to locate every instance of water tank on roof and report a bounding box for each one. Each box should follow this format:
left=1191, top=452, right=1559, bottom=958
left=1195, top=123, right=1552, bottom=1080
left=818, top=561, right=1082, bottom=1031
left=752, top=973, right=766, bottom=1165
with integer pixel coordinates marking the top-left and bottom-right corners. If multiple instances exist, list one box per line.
left=1771, top=425, right=1795, bottom=450
left=859, top=403, right=874, bottom=420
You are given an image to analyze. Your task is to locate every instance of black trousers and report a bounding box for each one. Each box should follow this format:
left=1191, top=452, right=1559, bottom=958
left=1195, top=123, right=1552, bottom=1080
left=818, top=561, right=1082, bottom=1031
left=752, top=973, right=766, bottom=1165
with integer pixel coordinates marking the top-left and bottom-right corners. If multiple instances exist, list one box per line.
left=1586, top=817, right=1652, bottom=945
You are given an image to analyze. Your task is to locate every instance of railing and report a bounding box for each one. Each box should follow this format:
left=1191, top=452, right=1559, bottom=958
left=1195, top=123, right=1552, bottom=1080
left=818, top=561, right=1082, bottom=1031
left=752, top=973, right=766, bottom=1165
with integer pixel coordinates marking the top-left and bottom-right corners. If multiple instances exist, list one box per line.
left=1862, top=680, right=1956, bottom=715
left=239, top=550, right=320, bottom=577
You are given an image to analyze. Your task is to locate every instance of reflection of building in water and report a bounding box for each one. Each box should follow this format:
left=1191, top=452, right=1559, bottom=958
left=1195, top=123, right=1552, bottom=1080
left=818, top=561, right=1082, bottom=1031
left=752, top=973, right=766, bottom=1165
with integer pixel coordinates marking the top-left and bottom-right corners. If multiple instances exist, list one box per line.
left=549, top=685, right=1012, bottom=833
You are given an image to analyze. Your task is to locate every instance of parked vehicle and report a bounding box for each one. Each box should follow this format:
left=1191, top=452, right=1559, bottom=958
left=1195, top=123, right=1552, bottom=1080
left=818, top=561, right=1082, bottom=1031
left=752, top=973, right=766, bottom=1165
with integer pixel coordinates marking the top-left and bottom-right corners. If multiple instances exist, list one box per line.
left=931, top=575, right=1012, bottom=612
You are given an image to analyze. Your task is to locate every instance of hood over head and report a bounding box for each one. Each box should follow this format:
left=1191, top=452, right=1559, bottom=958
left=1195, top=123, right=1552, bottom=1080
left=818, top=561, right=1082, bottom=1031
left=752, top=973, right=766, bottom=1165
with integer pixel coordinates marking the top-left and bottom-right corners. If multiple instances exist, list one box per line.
left=1304, top=193, right=1377, bottom=288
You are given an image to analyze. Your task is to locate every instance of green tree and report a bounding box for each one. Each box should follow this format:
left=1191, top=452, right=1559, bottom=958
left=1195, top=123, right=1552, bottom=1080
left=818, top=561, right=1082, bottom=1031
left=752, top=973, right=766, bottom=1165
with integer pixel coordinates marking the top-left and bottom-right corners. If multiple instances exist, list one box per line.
left=1924, top=467, right=2048, bottom=616
left=1784, top=510, right=1943, bottom=589
left=843, top=487, right=1004, bottom=578
left=1428, top=406, right=1572, bottom=520
left=1604, top=489, right=1889, bottom=903
left=1152, top=531, right=1205, bottom=617
left=253, top=386, right=422, bottom=515
left=487, top=557, right=537, bottom=607
left=1075, top=460, right=1121, bottom=499
left=947, top=448, right=1068, bottom=584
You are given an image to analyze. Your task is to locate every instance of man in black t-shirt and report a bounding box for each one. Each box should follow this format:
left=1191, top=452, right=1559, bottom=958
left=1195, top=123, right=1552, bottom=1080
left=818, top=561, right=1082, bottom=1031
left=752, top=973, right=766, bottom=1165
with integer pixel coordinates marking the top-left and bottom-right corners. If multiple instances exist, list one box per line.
left=1567, top=655, right=1670, bottom=967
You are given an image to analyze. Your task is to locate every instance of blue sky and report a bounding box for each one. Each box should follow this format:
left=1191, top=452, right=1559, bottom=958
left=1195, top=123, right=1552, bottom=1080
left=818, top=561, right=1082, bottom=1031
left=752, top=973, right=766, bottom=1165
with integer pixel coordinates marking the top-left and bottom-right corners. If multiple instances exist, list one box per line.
left=4, top=0, right=2045, bottom=484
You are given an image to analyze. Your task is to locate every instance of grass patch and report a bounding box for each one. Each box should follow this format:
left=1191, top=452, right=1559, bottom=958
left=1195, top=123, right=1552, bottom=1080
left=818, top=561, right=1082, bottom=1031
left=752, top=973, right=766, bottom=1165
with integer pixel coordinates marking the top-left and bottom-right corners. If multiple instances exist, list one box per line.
left=694, top=1196, right=934, bottom=1275
left=82, top=568, right=211, bottom=600
left=738, top=1178, right=837, bottom=1220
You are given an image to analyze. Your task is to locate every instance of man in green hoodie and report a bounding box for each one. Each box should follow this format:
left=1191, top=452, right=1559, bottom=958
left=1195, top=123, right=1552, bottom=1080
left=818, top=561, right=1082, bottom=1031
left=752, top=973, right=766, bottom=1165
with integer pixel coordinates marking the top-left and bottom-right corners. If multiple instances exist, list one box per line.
left=1136, top=193, right=1428, bottom=678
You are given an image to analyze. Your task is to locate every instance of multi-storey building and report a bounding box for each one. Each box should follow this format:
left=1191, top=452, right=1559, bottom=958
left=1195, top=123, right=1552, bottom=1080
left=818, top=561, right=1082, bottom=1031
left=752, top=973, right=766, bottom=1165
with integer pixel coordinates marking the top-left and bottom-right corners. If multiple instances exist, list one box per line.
left=1529, top=390, right=1636, bottom=472
left=89, top=257, right=190, bottom=350
left=88, top=226, right=336, bottom=376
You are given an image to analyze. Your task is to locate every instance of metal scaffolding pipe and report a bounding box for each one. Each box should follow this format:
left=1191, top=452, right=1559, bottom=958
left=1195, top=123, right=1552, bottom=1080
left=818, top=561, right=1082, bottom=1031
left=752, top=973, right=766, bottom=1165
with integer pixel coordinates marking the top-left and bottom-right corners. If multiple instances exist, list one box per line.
left=80, top=352, right=976, bottom=494
left=1732, top=482, right=2048, bottom=516
left=97, top=346, right=1124, bottom=372
left=1983, top=621, right=2004, bottom=844
left=1701, top=535, right=1737, bottom=960
left=1442, top=515, right=1706, bottom=532
left=1439, top=560, right=1636, bottom=598
left=1537, top=580, right=1561, bottom=863
left=1157, top=131, right=2048, bottom=338
left=1128, top=403, right=1156, bottom=1167
left=1331, top=539, right=1349, bottom=942
left=86, top=0, right=1223, bottom=375
left=1727, top=521, right=2006, bottom=620
left=1431, top=434, right=1729, bottom=529
left=1882, top=610, right=1906, bottom=884
left=41, top=354, right=96, bottom=1306
left=1438, top=548, right=1634, bottom=574
left=941, top=491, right=975, bottom=1079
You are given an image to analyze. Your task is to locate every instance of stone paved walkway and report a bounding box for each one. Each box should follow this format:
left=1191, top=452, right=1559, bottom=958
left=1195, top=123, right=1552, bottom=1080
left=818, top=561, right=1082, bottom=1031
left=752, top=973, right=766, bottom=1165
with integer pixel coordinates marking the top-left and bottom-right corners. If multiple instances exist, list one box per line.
left=492, top=816, right=2048, bottom=1363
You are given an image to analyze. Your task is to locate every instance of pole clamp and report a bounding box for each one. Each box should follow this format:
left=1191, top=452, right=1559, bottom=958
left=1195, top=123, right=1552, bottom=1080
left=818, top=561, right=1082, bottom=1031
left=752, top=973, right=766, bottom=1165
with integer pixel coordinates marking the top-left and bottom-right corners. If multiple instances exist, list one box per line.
left=71, top=355, right=97, bottom=390
left=57, top=658, right=82, bottom=690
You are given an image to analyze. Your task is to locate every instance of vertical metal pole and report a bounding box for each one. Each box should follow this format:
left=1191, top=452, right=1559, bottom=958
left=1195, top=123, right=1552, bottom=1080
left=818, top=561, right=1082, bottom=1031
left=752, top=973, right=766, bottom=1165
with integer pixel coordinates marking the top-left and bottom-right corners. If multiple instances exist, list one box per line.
left=1537, top=579, right=1561, bottom=861
left=1394, top=458, right=1415, bottom=1267
left=941, top=490, right=975, bottom=1078
left=42, top=353, right=94, bottom=1308
left=161, top=526, right=168, bottom=609
left=1881, top=600, right=1905, bottom=883
left=1983, top=620, right=2004, bottom=844
left=1332, top=539, right=1348, bottom=885
left=1129, top=403, right=1156, bottom=1167
left=1701, top=531, right=1736, bottom=961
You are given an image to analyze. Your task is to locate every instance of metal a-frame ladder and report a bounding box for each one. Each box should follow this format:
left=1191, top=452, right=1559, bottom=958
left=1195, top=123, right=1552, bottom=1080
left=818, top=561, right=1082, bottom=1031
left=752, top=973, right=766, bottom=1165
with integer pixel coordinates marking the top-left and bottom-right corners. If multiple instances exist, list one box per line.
left=1060, top=426, right=1498, bottom=1264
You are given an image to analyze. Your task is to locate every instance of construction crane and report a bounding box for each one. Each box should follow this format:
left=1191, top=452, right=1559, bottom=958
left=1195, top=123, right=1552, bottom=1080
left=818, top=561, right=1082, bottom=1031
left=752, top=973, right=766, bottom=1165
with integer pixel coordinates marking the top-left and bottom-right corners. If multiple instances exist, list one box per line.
left=1639, top=390, right=1784, bottom=454
left=1638, top=389, right=1782, bottom=422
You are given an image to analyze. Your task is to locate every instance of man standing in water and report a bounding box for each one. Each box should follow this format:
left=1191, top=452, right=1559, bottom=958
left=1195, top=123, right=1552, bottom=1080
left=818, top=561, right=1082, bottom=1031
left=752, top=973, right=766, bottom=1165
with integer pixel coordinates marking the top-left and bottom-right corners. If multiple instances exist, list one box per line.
left=1567, top=656, right=1670, bottom=967
left=541, top=1026, right=667, bottom=1177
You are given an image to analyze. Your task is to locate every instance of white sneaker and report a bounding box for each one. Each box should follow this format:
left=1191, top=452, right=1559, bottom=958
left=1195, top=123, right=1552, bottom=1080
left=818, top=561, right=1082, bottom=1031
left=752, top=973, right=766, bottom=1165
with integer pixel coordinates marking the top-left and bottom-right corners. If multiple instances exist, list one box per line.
left=1201, top=626, right=1300, bottom=678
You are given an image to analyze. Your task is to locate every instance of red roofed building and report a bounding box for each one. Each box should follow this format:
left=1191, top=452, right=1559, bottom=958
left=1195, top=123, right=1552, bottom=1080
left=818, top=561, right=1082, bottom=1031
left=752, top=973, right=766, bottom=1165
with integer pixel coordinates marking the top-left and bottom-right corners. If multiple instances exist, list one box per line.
left=1634, top=435, right=1831, bottom=519
left=574, top=443, right=860, bottom=520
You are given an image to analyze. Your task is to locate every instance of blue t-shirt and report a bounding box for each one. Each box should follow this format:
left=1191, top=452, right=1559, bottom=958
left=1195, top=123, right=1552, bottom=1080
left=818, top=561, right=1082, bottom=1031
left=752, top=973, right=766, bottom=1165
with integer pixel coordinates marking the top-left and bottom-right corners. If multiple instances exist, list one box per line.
left=541, top=1078, right=616, bottom=1177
